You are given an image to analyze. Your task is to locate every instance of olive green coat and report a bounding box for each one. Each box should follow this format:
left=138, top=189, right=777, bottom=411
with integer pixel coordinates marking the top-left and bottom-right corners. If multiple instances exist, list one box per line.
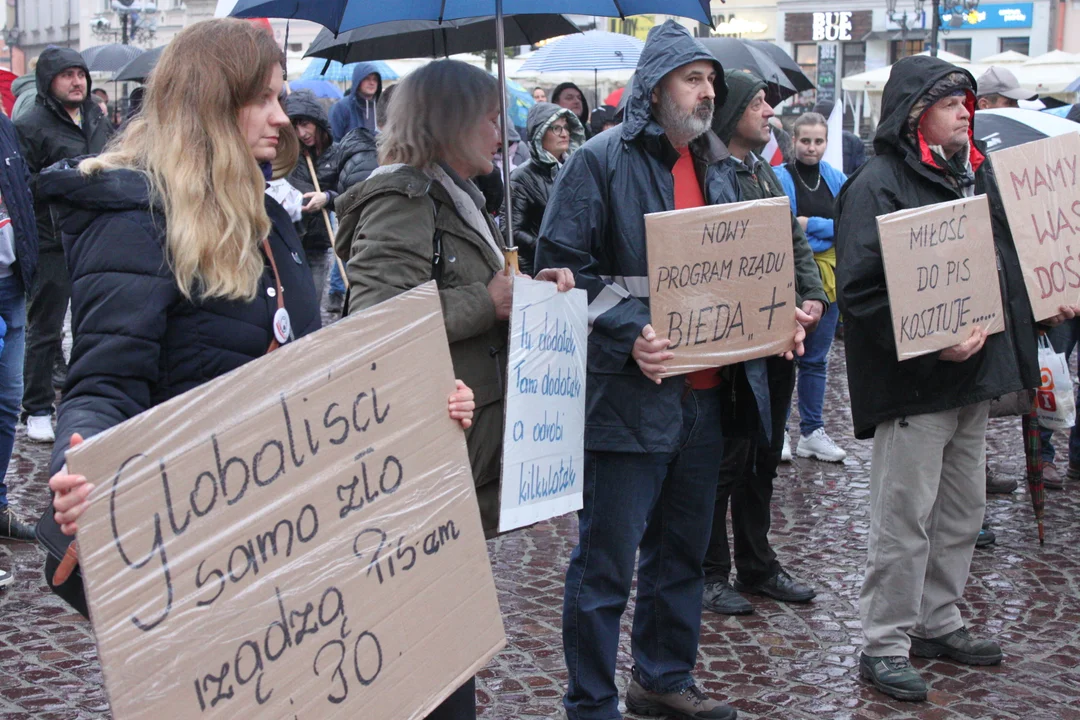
left=335, top=165, right=507, bottom=534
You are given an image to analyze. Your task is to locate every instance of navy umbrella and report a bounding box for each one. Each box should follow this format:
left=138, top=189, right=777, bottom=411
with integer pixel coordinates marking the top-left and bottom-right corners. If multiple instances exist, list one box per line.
left=80, top=43, right=146, bottom=75
left=306, top=15, right=580, bottom=63
left=228, top=0, right=713, bottom=243
left=974, top=108, right=1080, bottom=153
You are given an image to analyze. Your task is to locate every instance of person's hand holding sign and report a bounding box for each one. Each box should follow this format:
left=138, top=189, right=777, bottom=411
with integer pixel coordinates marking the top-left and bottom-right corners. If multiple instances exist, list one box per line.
left=634, top=324, right=674, bottom=384
left=940, top=325, right=988, bottom=362
left=50, top=433, right=90, bottom=537
left=800, top=299, right=824, bottom=333
left=777, top=307, right=812, bottom=361
left=1041, top=304, right=1080, bottom=328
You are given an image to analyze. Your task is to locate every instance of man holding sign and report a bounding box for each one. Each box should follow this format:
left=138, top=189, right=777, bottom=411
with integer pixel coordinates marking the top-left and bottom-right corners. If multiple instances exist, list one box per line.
left=836, top=55, right=1077, bottom=703
left=537, top=20, right=805, bottom=720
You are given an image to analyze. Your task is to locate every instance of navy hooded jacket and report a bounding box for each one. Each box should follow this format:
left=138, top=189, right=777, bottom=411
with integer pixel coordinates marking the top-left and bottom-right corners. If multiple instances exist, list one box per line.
left=328, top=62, right=382, bottom=139
left=534, top=20, right=743, bottom=454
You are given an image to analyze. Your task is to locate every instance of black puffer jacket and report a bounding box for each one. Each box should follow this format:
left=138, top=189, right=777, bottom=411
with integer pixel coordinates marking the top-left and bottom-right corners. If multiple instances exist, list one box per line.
left=509, top=102, right=585, bottom=274
left=336, top=126, right=379, bottom=192
left=39, top=166, right=322, bottom=476
left=535, top=20, right=740, bottom=454
left=286, top=91, right=342, bottom=254
left=836, top=55, right=1040, bottom=439
left=14, top=47, right=112, bottom=252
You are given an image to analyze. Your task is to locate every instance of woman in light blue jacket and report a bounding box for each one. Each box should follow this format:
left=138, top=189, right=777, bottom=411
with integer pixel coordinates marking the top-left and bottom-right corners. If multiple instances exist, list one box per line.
left=774, top=112, right=849, bottom=463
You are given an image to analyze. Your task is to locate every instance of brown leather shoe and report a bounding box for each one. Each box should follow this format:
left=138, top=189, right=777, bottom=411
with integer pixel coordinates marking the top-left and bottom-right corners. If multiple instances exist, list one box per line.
left=625, top=677, right=737, bottom=719
left=1042, top=461, right=1064, bottom=490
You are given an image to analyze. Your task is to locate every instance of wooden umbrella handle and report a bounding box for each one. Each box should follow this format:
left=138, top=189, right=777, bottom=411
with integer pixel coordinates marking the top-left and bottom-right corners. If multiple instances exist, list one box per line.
left=303, top=151, right=350, bottom=287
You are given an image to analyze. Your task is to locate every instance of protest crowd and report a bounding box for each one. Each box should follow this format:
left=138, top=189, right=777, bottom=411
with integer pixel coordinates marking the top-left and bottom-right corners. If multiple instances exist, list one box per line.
left=0, top=9, right=1078, bottom=720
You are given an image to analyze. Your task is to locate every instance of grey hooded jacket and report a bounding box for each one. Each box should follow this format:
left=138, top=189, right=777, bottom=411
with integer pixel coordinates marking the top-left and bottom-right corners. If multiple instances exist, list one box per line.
left=534, top=20, right=744, bottom=454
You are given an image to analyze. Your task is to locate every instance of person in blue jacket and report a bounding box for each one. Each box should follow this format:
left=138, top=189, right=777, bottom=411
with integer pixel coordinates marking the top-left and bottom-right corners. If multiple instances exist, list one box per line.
left=774, top=112, right=849, bottom=463
left=328, top=61, right=383, bottom=139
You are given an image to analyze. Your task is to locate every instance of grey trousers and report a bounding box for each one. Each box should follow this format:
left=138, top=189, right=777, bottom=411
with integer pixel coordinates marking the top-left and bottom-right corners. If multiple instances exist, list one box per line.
left=861, top=401, right=989, bottom=657
left=309, top=248, right=331, bottom=309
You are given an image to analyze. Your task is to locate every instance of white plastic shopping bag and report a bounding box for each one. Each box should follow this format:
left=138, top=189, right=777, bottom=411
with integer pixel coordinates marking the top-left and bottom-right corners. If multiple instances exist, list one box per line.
left=1037, top=334, right=1076, bottom=431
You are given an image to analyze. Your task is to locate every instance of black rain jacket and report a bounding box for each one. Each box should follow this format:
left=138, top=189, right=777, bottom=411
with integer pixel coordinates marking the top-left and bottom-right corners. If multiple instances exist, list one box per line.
left=836, top=55, right=1040, bottom=439
left=14, top=47, right=112, bottom=253
left=534, top=20, right=742, bottom=454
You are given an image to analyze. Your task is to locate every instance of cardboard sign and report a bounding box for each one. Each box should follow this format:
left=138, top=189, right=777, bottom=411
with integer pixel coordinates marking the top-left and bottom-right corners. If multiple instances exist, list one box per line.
left=989, top=133, right=1080, bottom=321
left=645, top=196, right=797, bottom=376
left=68, top=283, right=505, bottom=720
left=877, top=194, right=1005, bottom=360
left=498, top=278, right=586, bottom=533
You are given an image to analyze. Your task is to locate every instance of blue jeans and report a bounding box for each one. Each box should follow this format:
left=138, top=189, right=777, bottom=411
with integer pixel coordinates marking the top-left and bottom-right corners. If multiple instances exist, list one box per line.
left=562, top=387, right=725, bottom=720
left=795, top=301, right=840, bottom=436
left=1040, top=319, right=1080, bottom=465
left=0, top=275, right=25, bottom=505
left=328, top=255, right=345, bottom=296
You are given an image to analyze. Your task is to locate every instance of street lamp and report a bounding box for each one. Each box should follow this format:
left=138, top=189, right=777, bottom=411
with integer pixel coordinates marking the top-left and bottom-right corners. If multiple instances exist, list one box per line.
left=91, top=0, right=158, bottom=46
left=886, top=0, right=927, bottom=39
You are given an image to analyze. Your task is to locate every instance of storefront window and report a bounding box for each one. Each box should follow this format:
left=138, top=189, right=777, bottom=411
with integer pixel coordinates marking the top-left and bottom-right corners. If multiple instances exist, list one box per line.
left=999, top=36, right=1030, bottom=54
left=790, top=43, right=819, bottom=112
left=842, top=42, right=866, bottom=77
left=890, top=38, right=924, bottom=63
left=943, top=38, right=972, bottom=58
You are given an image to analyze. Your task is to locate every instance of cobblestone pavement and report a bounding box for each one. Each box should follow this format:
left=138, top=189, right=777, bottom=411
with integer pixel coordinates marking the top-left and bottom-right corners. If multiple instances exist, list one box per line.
left=3, top=340, right=1080, bottom=719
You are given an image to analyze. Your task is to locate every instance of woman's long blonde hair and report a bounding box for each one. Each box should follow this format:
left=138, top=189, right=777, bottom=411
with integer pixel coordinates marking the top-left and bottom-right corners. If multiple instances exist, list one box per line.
left=80, top=18, right=298, bottom=302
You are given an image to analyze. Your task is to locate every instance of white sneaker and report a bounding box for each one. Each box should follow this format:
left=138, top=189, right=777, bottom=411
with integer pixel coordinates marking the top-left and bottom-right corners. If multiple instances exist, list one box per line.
left=796, top=428, right=847, bottom=463
left=26, top=415, right=55, bottom=443
left=780, top=433, right=793, bottom=462
left=0, top=568, right=11, bottom=589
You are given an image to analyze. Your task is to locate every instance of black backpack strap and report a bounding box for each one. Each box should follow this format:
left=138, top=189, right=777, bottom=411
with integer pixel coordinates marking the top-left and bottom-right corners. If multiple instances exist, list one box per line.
left=426, top=182, right=445, bottom=287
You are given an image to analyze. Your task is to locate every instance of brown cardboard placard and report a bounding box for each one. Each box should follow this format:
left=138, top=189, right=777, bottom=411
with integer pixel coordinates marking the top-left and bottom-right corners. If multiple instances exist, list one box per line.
left=67, top=282, right=506, bottom=720
left=645, top=196, right=797, bottom=376
left=877, top=194, right=1005, bottom=360
left=989, top=133, right=1080, bottom=321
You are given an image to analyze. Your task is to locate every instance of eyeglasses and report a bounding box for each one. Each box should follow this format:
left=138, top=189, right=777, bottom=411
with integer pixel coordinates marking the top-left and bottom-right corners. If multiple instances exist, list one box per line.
left=548, top=124, right=571, bottom=136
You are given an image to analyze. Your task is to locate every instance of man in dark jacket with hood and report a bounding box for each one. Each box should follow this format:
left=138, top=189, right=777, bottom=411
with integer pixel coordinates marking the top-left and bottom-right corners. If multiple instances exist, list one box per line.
left=552, top=82, right=592, bottom=139
left=538, top=20, right=811, bottom=720
left=510, top=102, right=585, bottom=275
left=701, top=70, right=828, bottom=618
left=836, top=55, right=1065, bottom=702
left=14, top=47, right=112, bottom=444
left=328, top=62, right=382, bottom=139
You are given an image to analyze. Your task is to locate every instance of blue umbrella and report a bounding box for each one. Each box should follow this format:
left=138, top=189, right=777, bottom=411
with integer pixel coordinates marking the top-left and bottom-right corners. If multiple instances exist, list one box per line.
left=229, top=1, right=712, bottom=35
left=288, top=78, right=345, bottom=99
left=229, top=0, right=713, bottom=241
left=300, top=58, right=399, bottom=83
left=502, top=76, right=535, bottom=129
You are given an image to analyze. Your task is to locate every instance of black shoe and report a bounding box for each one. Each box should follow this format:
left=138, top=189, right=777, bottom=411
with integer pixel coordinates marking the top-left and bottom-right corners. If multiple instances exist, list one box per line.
left=703, top=581, right=753, bottom=616
left=858, top=653, right=927, bottom=702
left=0, top=505, right=35, bottom=542
left=985, top=467, right=1018, bottom=494
left=976, top=521, right=996, bottom=547
left=734, top=569, right=816, bottom=603
left=626, top=678, right=737, bottom=719
left=909, top=626, right=1002, bottom=666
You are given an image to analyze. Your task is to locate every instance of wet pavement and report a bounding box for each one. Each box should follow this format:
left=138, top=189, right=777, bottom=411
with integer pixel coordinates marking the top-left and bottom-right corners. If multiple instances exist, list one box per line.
left=3, top=339, right=1080, bottom=719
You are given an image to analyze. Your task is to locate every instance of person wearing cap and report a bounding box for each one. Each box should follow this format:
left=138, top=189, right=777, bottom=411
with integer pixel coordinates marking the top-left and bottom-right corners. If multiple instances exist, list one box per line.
left=975, top=66, right=1037, bottom=109
left=836, top=55, right=1076, bottom=702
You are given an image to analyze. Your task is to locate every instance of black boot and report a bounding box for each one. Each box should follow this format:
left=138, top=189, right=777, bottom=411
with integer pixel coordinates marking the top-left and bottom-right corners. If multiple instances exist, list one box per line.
left=0, top=505, right=36, bottom=542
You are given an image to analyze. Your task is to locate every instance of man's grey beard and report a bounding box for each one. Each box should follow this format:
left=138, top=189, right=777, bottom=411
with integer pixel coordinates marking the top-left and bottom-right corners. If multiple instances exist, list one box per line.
left=655, top=89, right=714, bottom=147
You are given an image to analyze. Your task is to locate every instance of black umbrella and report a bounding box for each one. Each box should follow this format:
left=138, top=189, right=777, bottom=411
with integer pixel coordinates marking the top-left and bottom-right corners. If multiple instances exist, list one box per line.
left=80, top=44, right=146, bottom=75
left=305, top=14, right=581, bottom=64
left=974, top=108, right=1080, bottom=153
left=114, top=46, right=165, bottom=83
left=697, top=37, right=797, bottom=105
left=745, top=39, right=815, bottom=94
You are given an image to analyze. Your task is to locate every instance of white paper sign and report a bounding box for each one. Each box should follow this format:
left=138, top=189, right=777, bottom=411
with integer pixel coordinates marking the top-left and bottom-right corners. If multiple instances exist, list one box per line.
left=498, top=278, right=586, bottom=533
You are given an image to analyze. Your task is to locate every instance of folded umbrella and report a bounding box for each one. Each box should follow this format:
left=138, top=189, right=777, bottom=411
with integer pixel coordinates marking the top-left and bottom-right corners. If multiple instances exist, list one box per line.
left=306, top=15, right=580, bottom=63
left=81, top=43, right=146, bottom=75
left=114, top=46, right=166, bottom=83
left=697, top=37, right=796, bottom=106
